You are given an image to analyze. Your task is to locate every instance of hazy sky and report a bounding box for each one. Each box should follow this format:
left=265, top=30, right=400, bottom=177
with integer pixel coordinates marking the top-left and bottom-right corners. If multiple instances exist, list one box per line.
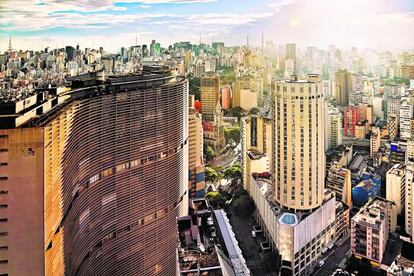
left=0, top=0, right=413, bottom=51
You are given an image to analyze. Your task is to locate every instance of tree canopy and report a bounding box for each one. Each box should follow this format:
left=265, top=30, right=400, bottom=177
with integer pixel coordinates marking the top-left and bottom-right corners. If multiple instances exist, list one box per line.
left=224, top=127, right=241, bottom=146
left=206, top=191, right=226, bottom=208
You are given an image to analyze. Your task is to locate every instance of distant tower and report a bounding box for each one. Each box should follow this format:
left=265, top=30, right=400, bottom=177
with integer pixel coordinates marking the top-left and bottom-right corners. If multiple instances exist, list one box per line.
left=8, top=36, right=12, bottom=52
left=261, top=32, right=264, bottom=51
left=247, top=35, right=249, bottom=49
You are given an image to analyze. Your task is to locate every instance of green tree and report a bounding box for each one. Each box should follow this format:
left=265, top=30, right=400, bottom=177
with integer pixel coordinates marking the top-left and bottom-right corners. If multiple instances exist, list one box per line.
left=226, top=107, right=244, bottom=121
left=203, top=144, right=215, bottom=162
left=188, top=74, right=201, bottom=100
left=248, top=107, right=260, bottom=115
left=206, top=191, right=226, bottom=208
left=223, top=164, right=242, bottom=182
left=224, top=127, right=241, bottom=146
left=205, top=167, right=219, bottom=183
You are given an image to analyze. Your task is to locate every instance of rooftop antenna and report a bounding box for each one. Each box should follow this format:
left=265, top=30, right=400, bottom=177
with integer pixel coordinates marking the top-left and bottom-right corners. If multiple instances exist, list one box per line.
left=199, top=34, right=202, bottom=45
left=135, top=34, right=138, bottom=46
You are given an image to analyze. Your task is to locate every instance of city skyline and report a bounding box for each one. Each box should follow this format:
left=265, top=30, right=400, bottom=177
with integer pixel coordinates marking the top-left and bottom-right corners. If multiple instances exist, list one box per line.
left=1, top=0, right=414, bottom=51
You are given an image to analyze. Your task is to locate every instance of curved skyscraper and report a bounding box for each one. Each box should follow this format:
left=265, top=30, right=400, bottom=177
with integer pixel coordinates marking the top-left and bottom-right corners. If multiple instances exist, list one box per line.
left=0, top=68, right=188, bottom=276
left=272, top=74, right=325, bottom=211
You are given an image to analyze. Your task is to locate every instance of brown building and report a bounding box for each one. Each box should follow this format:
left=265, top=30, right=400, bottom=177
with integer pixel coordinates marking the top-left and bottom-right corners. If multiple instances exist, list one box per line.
left=0, top=68, right=189, bottom=276
left=334, top=69, right=352, bottom=106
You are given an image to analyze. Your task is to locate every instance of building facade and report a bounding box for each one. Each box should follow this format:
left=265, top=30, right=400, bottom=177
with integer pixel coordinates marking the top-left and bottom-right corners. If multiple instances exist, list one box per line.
left=201, top=75, right=220, bottom=122
left=0, top=69, right=189, bottom=276
left=272, top=75, right=325, bottom=211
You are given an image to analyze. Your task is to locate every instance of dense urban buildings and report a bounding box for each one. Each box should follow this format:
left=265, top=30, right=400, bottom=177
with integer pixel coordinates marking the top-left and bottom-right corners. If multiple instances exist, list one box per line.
left=1, top=11, right=414, bottom=274
left=0, top=68, right=189, bottom=275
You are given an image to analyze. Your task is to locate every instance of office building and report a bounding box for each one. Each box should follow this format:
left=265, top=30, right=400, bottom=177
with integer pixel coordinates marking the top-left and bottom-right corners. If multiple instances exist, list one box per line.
left=386, top=164, right=406, bottom=215
left=334, top=69, right=352, bottom=106
left=201, top=75, right=220, bottom=122
left=351, top=198, right=395, bottom=266
left=0, top=68, right=189, bottom=276
left=272, top=74, right=326, bottom=211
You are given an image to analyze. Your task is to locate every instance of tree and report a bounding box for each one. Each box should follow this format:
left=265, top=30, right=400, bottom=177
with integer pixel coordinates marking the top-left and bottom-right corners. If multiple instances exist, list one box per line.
left=224, top=127, right=241, bottom=146
left=188, top=74, right=201, bottom=100
left=206, top=191, right=226, bottom=208
left=205, top=167, right=218, bottom=183
left=203, top=144, right=215, bottom=162
left=223, top=164, right=242, bottom=182
left=226, top=107, right=244, bottom=121
left=248, top=107, right=260, bottom=115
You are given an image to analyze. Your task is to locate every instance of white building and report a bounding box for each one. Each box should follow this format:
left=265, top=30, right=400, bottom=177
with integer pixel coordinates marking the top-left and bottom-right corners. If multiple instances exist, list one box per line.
left=327, top=106, right=343, bottom=150
left=386, top=164, right=406, bottom=215
left=405, top=164, right=414, bottom=241
left=249, top=177, right=336, bottom=276
left=400, top=100, right=413, bottom=140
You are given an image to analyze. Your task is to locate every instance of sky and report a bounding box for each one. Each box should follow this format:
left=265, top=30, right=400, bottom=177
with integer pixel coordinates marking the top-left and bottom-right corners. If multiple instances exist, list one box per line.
left=0, top=0, right=413, bottom=52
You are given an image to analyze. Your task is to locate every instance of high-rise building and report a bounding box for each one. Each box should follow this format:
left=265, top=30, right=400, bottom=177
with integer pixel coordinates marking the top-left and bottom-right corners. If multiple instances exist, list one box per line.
left=373, top=95, right=384, bottom=120
left=221, top=85, right=232, bottom=109
left=357, top=103, right=373, bottom=126
left=272, top=74, right=325, bottom=211
left=386, top=164, right=406, bottom=215
left=334, top=69, right=352, bottom=106
left=351, top=198, right=395, bottom=266
left=0, top=68, right=189, bottom=276
left=188, top=106, right=205, bottom=198
left=344, top=106, right=360, bottom=137
left=407, top=140, right=414, bottom=164
left=405, top=164, right=414, bottom=241
left=387, top=96, right=401, bottom=119
left=201, top=75, right=220, bottom=122
left=400, top=100, right=413, bottom=140
left=326, top=164, right=352, bottom=207
left=327, top=106, right=343, bottom=149
left=388, top=114, right=399, bottom=141
left=241, top=114, right=272, bottom=191
left=285, top=43, right=296, bottom=71
left=370, top=127, right=381, bottom=157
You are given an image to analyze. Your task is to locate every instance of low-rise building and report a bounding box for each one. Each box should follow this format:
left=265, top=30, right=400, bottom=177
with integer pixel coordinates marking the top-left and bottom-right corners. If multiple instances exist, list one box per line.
left=351, top=197, right=396, bottom=266
left=177, top=198, right=250, bottom=275
left=249, top=177, right=337, bottom=276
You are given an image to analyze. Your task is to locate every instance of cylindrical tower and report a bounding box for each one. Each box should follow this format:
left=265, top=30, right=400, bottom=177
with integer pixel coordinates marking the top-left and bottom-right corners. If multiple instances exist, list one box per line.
left=272, top=74, right=325, bottom=211
left=43, top=72, right=189, bottom=276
